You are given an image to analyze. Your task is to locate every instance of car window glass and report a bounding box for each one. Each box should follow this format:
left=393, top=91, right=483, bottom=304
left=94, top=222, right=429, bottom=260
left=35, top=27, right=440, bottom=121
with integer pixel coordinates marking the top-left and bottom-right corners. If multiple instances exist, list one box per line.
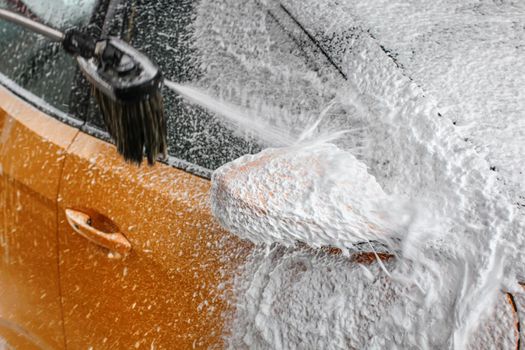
left=85, top=0, right=345, bottom=171
left=0, top=0, right=97, bottom=114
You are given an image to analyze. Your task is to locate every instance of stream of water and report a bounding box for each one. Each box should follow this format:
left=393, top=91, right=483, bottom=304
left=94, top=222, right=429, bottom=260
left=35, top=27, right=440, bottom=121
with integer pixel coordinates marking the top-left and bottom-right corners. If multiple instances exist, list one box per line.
left=165, top=81, right=296, bottom=147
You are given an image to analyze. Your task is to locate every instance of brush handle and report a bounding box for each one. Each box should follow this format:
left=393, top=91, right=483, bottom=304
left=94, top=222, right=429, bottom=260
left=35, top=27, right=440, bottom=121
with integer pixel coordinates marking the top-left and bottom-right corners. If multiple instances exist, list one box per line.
left=0, top=8, right=64, bottom=42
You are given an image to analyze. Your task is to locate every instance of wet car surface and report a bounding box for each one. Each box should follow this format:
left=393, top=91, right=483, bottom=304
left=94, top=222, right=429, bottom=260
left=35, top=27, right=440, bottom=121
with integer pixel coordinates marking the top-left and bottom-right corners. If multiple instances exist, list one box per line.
left=0, top=0, right=523, bottom=349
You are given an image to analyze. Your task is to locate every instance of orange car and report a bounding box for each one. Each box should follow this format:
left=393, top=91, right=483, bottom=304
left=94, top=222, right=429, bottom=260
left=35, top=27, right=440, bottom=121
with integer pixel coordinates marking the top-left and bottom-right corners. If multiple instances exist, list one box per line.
left=0, top=0, right=522, bottom=349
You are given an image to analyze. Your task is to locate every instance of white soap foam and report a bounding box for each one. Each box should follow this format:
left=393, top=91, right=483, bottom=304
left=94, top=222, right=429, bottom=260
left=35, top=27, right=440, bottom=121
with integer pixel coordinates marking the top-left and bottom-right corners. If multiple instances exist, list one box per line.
left=223, top=246, right=517, bottom=349
left=211, top=143, right=417, bottom=251
left=181, top=0, right=524, bottom=348
left=210, top=136, right=515, bottom=349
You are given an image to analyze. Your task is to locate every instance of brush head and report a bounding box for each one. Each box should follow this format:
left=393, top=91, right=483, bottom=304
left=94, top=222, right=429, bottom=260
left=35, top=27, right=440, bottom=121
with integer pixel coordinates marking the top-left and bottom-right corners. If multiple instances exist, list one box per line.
left=77, top=37, right=167, bottom=165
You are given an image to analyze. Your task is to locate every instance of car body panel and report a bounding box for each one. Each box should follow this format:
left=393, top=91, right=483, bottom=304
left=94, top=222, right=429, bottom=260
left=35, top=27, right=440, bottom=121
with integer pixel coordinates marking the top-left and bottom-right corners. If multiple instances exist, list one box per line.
left=57, top=131, right=250, bottom=349
left=0, top=85, right=78, bottom=349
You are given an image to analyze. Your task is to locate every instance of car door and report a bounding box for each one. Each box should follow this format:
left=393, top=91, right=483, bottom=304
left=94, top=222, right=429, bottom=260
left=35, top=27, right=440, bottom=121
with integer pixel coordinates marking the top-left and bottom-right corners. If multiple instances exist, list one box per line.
left=0, top=1, right=96, bottom=348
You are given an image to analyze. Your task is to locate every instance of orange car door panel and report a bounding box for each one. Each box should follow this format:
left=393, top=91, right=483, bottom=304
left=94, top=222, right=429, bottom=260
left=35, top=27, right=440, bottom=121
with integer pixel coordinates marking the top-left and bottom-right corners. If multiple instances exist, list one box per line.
left=57, top=131, right=248, bottom=349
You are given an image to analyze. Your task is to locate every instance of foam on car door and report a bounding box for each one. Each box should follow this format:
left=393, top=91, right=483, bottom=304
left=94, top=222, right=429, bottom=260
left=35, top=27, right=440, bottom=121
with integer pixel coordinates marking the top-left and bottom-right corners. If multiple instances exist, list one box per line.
left=57, top=132, right=249, bottom=349
left=0, top=85, right=79, bottom=349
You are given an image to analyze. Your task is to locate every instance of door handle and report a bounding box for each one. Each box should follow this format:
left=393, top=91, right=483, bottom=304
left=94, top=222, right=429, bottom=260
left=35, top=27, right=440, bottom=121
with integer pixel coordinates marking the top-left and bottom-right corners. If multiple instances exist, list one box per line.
left=65, top=209, right=132, bottom=257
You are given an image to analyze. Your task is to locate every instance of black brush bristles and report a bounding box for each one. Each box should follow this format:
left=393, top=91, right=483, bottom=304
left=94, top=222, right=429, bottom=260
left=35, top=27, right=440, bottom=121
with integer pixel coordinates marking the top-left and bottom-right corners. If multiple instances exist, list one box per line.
left=73, top=37, right=167, bottom=166
left=92, top=86, right=167, bottom=165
